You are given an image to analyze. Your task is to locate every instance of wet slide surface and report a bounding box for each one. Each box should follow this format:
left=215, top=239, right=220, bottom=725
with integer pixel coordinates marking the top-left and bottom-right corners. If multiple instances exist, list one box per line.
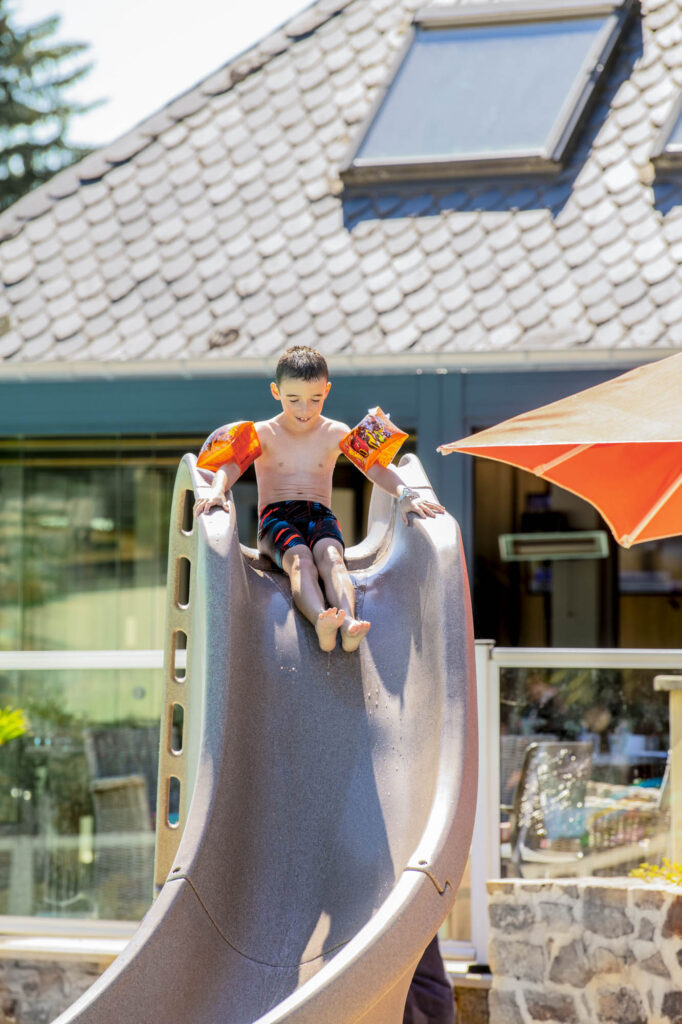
left=52, top=454, right=477, bottom=1024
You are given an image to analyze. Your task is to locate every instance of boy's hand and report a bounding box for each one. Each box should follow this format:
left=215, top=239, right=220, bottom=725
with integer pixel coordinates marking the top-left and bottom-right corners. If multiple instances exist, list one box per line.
left=398, top=487, right=445, bottom=525
left=193, top=494, right=230, bottom=518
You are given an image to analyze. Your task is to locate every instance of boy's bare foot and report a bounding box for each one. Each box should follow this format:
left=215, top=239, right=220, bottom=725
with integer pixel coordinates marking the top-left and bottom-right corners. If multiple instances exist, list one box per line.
left=315, top=607, right=345, bottom=651
left=341, top=618, right=371, bottom=652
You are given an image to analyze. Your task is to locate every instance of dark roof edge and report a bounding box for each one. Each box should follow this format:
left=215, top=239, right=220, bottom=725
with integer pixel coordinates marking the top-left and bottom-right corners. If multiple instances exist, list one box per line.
left=0, top=0, right=354, bottom=243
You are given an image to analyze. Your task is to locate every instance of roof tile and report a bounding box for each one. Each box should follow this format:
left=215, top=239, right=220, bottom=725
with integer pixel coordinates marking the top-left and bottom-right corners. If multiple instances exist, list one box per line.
left=613, top=273, right=648, bottom=308
left=492, top=241, right=526, bottom=274
left=399, top=264, right=431, bottom=296
left=0, top=0, right=678, bottom=366
left=537, top=260, right=568, bottom=290
left=629, top=314, right=665, bottom=346
left=62, top=236, right=90, bottom=265
left=620, top=292, right=657, bottom=326
left=53, top=311, right=84, bottom=342
left=19, top=310, right=51, bottom=341
left=2, top=254, right=34, bottom=288
left=426, top=246, right=456, bottom=275
left=634, top=233, right=667, bottom=265
left=446, top=304, right=479, bottom=334
left=472, top=280, right=506, bottom=313
left=24, top=214, right=56, bottom=245
left=403, top=282, right=437, bottom=315
left=564, top=240, right=598, bottom=270
left=382, top=320, right=420, bottom=353
left=642, top=254, right=676, bottom=285
left=649, top=274, right=681, bottom=306
left=480, top=299, right=515, bottom=331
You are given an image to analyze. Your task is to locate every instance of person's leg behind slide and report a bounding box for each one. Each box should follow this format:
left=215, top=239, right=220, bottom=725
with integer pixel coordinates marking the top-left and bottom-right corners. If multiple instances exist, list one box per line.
left=403, top=935, right=455, bottom=1024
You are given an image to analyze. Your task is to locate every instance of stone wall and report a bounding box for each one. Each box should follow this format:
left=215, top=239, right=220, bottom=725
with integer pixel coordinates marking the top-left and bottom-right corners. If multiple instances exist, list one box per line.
left=487, top=878, right=682, bottom=1024
left=0, top=959, right=103, bottom=1024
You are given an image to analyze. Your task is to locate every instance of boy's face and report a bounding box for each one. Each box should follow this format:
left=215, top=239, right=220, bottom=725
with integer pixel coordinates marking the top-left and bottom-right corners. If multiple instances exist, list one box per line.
left=271, top=375, right=331, bottom=430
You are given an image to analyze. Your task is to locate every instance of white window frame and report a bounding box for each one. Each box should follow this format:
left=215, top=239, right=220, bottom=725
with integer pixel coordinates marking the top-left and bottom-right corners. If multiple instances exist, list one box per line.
left=340, top=0, right=637, bottom=185
left=651, top=90, right=682, bottom=172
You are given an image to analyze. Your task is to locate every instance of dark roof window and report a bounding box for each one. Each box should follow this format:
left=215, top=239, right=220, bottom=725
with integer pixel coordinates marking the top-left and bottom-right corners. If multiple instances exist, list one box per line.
left=341, top=0, right=637, bottom=184
left=651, top=91, right=682, bottom=171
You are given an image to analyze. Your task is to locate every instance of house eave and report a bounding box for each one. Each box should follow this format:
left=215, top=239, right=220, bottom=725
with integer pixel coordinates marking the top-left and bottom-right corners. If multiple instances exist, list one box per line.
left=0, top=348, right=678, bottom=383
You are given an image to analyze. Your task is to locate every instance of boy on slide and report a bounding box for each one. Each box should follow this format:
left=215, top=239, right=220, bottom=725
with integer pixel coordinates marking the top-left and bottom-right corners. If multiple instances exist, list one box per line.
left=194, top=346, right=445, bottom=652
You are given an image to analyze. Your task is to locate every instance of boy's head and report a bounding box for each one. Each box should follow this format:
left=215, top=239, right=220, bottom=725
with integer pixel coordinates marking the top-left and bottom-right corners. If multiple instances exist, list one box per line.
left=274, top=346, right=328, bottom=386
left=271, top=347, right=331, bottom=428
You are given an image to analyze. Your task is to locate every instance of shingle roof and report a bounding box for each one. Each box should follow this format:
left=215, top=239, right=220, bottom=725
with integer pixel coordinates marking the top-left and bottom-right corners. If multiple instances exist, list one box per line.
left=1, top=0, right=682, bottom=367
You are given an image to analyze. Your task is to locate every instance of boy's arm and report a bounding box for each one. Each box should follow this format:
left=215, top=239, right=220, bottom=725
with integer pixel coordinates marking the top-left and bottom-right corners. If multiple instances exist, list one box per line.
left=193, top=460, right=244, bottom=517
left=364, top=462, right=446, bottom=525
left=194, top=420, right=264, bottom=518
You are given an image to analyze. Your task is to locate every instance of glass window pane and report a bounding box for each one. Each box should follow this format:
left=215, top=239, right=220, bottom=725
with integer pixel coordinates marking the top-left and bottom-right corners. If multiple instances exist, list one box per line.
left=0, top=666, right=161, bottom=920
left=0, top=437, right=191, bottom=653
left=356, top=18, right=607, bottom=162
left=499, top=666, right=671, bottom=880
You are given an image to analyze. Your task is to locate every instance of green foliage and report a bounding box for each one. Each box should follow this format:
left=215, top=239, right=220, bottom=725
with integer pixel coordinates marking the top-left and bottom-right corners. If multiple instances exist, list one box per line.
left=0, top=1, right=101, bottom=211
left=0, top=705, right=26, bottom=745
left=630, top=858, right=682, bottom=886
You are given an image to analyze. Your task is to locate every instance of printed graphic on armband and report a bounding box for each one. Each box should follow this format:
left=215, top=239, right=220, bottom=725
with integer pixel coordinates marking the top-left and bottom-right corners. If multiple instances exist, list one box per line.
left=339, top=407, right=408, bottom=472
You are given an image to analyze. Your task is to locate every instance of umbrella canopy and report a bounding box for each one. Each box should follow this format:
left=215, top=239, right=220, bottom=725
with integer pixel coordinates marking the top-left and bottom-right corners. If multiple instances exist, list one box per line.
left=438, top=352, right=682, bottom=549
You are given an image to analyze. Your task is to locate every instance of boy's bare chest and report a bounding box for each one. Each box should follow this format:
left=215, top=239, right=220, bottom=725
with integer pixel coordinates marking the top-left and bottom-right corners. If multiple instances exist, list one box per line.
left=272, top=438, right=333, bottom=473
left=265, top=433, right=336, bottom=473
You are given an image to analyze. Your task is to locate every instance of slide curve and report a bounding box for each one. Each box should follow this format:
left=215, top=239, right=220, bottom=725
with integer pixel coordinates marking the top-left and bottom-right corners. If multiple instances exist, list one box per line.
left=52, top=453, right=477, bottom=1024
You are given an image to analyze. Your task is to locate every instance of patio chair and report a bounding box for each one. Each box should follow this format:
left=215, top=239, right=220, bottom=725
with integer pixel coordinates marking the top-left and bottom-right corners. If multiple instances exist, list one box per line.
left=84, top=725, right=160, bottom=917
left=508, top=741, right=594, bottom=878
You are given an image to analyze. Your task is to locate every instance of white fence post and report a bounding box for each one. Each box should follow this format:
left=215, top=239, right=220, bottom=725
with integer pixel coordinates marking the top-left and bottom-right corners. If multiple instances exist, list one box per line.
left=469, top=640, right=500, bottom=965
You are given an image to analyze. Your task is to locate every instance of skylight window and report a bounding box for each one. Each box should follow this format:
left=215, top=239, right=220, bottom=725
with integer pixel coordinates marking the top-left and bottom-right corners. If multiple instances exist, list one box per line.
left=341, top=0, right=636, bottom=183
left=651, top=92, right=682, bottom=171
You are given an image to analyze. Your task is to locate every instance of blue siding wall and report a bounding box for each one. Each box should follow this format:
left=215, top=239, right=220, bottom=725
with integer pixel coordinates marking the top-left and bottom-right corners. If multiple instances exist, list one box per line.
left=0, top=365, right=629, bottom=568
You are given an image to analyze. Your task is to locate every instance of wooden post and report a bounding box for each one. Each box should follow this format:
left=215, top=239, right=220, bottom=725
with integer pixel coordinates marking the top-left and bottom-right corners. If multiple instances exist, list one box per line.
left=654, top=675, right=682, bottom=863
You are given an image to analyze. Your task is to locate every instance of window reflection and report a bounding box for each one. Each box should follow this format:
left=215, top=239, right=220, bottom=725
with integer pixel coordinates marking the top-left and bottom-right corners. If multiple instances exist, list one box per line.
left=500, top=667, right=672, bottom=880
left=0, top=667, right=162, bottom=919
left=0, top=437, right=198, bottom=652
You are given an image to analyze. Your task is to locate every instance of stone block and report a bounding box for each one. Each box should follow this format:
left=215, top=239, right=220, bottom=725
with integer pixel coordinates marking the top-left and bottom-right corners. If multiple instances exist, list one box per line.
left=662, top=990, right=682, bottom=1023
left=489, top=903, right=535, bottom=933
left=584, top=888, right=634, bottom=939
left=597, top=986, right=646, bottom=1024
left=639, top=951, right=669, bottom=978
left=488, top=988, right=524, bottom=1024
left=549, top=939, right=594, bottom=987
left=593, top=946, right=635, bottom=973
left=489, top=938, right=545, bottom=982
left=524, top=988, right=578, bottom=1022
left=663, top=897, right=682, bottom=939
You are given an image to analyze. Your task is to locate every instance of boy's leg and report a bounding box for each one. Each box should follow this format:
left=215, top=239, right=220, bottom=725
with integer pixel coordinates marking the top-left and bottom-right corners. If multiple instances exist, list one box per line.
left=312, top=538, right=370, bottom=652
left=281, top=545, right=345, bottom=652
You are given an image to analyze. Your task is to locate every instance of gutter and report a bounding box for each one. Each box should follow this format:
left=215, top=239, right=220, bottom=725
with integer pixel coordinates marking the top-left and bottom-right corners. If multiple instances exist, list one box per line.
left=0, top=348, right=677, bottom=382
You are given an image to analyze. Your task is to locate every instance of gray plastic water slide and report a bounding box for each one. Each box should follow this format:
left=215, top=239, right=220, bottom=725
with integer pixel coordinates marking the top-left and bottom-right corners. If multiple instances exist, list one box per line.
left=53, top=453, right=477, bottom=1024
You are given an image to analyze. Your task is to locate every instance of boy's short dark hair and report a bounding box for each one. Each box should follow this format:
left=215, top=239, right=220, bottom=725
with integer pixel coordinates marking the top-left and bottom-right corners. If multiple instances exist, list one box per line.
left=275, top=346, right=328, bottom=385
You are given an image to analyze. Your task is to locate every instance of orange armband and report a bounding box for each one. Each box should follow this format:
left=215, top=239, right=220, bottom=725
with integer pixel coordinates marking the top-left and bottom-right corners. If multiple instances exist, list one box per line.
left=197, top=421, right=262, bottom=473
left=339, top=407, right=407, bottom=472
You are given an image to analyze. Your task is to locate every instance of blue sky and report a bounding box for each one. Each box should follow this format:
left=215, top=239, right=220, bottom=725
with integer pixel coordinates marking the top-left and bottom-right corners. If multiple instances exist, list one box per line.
left=22, top=0, right=308, bottom=146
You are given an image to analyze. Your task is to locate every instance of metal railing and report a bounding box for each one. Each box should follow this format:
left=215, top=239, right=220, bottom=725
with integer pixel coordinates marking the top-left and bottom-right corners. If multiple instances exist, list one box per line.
left=469, top=643, right=682, bottom=963
left=1, top=644, right=680, bottom=964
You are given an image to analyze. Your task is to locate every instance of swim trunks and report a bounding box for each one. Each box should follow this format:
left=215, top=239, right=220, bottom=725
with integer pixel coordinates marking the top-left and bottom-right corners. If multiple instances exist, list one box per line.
left=258, top=500, right=344, bottom=569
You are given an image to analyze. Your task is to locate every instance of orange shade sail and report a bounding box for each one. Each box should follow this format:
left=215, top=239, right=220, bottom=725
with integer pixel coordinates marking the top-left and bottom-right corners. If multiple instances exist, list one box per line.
left=438, top=352, right=682, bottom=548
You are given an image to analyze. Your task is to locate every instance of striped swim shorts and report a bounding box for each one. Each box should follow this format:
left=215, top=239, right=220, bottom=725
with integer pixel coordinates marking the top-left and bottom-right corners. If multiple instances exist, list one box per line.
left=257, top=500, right=344, bottom=569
